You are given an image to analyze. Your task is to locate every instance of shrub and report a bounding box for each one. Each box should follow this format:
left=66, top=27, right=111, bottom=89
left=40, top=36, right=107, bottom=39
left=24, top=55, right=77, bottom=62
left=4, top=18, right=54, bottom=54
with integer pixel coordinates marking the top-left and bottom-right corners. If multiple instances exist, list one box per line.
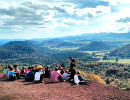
left=80, top=71, right=105, bottom=84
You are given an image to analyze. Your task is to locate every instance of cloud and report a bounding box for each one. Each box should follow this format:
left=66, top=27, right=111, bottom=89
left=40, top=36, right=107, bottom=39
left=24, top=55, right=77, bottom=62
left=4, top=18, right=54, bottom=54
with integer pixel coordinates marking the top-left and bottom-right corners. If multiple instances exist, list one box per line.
left=75, top=6, right=111, bottom=19
left=0, top=1, right=76, bottom=30
left=62, top=18, right=88, bottom=25
left=117, top=17, right=130, bottom=23
left=53, top=2, right=74, bottom=14
left=68, top=0, right=109, bottom=8
left=0, top=1, right=55, bottom=29
left=0, top=0, right=129, bottom=39
left=102, top=0, right=130, bottom=5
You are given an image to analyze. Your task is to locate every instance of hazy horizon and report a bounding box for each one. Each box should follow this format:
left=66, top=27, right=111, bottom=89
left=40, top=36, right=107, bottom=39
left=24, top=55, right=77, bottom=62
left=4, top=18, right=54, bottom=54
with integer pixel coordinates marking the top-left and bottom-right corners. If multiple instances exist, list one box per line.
left=0, top=0, right=130, bottom=39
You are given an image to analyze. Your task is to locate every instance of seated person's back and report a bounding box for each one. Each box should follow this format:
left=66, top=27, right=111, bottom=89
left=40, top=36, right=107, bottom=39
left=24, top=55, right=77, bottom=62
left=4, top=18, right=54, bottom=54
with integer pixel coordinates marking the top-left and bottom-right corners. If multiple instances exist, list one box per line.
left=63, top=71, right=69, bottom=81
left=3, top=67, right=7, bottom=77
left=44, top=67, right=50, bottom=78
left=25, top=68, right=35, bottom=82
left=25, top=67, right=31, bottom=74
left=8, top=67, right=15, bottom=80
left=50, top=67, right=60, bottom=82
left=34, top=69, right=44, bottom=82
left=74, top=72, right=80, bottom=85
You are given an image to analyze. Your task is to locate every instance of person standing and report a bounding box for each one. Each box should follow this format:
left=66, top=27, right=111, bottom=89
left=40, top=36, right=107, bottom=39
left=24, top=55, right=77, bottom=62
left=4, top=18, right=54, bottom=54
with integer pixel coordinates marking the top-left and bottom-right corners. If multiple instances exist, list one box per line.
left=69, top=56, right=76, bottom=72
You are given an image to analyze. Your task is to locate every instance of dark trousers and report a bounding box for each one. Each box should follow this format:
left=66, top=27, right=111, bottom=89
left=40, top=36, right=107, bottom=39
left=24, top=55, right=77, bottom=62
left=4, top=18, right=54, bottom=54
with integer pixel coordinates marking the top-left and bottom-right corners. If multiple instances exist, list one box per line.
left=34, top=74, right=44, bottom=83
left=25, top=77, right=34, bottom=82
left=40, top=74, right=44, bottom=82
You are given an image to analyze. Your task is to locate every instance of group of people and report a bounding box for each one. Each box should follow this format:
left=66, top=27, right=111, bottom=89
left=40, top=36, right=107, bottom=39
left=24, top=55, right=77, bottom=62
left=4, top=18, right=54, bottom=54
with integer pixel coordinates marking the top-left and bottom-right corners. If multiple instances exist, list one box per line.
left=2, top=57, right=88, bottom=85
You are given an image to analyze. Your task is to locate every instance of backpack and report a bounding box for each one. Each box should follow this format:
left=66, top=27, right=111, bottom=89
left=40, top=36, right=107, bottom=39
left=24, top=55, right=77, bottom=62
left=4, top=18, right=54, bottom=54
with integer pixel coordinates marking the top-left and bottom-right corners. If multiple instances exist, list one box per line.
left=78, top=75, right=92, bottom=85
left=78, top=75, right=85, bottom=81
left=10, top=74, right=16, bottom=81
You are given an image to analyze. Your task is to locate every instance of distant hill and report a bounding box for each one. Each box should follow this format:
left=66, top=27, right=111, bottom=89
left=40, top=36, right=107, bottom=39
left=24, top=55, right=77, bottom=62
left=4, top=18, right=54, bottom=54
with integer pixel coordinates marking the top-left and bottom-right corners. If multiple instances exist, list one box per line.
left=57, top=33, right=130, bottom=42
left=0, top=39, right=29, bottom=46
left=52, top=42, right=81, bottom=48
left=78, top=41, right=111, bottom=51
left=109, top=43, right=130, bottom=58
left=0, top=41, right=94, bottom=64
left=40, top=40, right=62, bottom=47
left=0, top=41, right=54, bottom=64
left=0, top=33, right=130, bottom=46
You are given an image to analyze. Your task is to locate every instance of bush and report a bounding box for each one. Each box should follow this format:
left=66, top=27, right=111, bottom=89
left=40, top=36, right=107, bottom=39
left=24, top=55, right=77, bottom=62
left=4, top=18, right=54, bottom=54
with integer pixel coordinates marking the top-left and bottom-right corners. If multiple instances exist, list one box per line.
left=80, top=71, right=105, bottom=84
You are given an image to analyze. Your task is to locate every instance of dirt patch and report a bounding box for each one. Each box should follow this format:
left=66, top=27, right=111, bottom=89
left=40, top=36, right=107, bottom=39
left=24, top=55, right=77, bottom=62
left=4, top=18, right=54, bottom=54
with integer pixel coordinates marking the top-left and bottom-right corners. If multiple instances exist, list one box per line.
left=0, top=74, right=130, bottom=100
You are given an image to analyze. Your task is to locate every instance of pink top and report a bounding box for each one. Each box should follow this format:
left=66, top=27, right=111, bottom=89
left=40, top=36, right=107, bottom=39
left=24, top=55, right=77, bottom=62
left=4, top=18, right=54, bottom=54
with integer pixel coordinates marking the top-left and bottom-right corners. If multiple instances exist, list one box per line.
left=50, top=71, right=60, bottom=82
left=6, top=70, right=10, bottom=78
left=25, top=69, right=30, bottom=74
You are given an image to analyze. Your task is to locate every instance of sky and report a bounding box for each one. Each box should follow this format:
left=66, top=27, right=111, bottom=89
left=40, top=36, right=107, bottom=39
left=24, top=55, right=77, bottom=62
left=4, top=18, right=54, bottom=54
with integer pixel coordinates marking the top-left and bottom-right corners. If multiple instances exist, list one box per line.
left=0, top=0, right=130, bottom=39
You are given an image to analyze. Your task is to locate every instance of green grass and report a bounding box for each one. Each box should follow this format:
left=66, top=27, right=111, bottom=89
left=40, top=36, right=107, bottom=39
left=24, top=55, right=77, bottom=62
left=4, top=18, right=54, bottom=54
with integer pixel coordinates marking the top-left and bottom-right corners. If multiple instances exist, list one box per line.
left=100, top=60, right=116, bottom=63
left=50, top=47, right=80, bottom=51
left=80, top=50, right=109, bottom=56
left=100, top=59, right=130, bottom=64
left=80, top=51, right=99, bottom=54
left=118, top=59, right=130, bottom=64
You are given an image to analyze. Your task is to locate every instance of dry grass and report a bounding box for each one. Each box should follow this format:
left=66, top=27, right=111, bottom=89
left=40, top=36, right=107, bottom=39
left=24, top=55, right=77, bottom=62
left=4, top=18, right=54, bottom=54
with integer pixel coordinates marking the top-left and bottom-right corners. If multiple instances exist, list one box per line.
left=80, top=71, right=105, bottom=84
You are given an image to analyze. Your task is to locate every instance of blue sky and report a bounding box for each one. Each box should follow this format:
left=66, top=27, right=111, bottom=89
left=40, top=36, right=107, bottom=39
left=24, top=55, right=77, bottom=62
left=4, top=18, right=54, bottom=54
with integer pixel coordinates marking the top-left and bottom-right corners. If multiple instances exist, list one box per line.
left=0, top=0, right=130, bottom=39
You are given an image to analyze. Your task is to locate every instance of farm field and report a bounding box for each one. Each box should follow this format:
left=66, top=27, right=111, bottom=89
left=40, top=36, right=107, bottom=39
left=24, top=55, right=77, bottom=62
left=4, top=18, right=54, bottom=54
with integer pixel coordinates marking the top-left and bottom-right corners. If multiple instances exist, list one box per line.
left=50, top=47, right=80, bottom=51
left=100, top=59, right=130, bottom=64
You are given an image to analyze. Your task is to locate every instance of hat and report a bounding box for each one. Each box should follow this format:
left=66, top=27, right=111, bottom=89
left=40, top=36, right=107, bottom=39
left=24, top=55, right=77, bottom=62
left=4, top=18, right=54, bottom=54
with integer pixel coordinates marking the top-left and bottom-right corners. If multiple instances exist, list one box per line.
left=35, top=66, right=43, bottom=69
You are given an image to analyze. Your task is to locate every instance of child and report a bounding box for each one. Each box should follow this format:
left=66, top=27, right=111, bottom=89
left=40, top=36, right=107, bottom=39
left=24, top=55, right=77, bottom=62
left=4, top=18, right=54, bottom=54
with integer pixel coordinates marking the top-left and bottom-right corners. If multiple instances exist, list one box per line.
left=20, top=67, right=26, bottom=77
left=8, top=67, right=16, bottom=81
left=60, top=67, right=64, bottom=75
left=34, top=68, right=44, bottom=83
left=6, top=66, right=12, bottom=78
left=63, top=71, right=69, bottom=81
left=44, top=65, right=51, bottom=78
left=25, top=66, right=35, bottom=82
left=74, top=72, right=88, bottom=85
left=13, top=65, right=21, bottom=79
left=25, top=67, right=31, bottom=74
left=74, top=72, right=80, bottom=85
left=3, top=67, right=7, bottom=77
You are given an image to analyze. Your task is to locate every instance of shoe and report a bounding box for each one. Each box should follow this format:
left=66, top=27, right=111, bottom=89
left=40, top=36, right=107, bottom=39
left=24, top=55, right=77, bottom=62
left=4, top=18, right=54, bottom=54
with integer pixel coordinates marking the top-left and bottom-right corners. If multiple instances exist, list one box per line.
left=40, top=81, right=44, bottom=83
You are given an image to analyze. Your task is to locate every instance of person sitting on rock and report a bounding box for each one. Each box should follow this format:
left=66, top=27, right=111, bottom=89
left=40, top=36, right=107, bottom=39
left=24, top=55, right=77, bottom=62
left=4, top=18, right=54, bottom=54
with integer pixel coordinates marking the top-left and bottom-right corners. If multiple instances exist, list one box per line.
left=63, top=70, right=69, bottom=81
left=13, top=65, right=21, bottom=79
left=34, top=67, right=44, bottom=83
left=8, top=67, right=16, bottom=81
left=44, top=65, right=51, bottom=78
left=25, top=67, right=31, bottom=74
left=74, top=72, right=86, bottom=85
left=20, top=67, right=26, bottom=77
left=60, top=67, right=64, bottom=75
left=25, top=66, right=35, bottom=82
left=57, top=66, right=61, bottom=73
left=5, top=66, right=11, bottom=78
left=50, top=67, right=61, bottom=83
left=3, top=67, right=7, bottom=77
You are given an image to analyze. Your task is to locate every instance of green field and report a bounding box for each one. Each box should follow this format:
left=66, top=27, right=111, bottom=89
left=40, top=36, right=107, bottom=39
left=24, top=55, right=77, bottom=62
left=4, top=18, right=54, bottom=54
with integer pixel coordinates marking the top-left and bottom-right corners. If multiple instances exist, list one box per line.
left=50, top=47, right=79, bottom=51
left=100, top=59, right=130, bottom=64
left=80, top=51, right=99, bottom=54
left=80, top=50, right=109, bottom=56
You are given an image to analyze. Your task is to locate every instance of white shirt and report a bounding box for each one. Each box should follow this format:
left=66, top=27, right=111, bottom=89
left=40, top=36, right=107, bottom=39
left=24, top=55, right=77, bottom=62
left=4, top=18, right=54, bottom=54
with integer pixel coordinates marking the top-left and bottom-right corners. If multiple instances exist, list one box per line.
left=57, top=70, right=61, bottom=73
left=74, top=75, right=80, bottom=84
left=34, top=72, right=43, bottom=81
